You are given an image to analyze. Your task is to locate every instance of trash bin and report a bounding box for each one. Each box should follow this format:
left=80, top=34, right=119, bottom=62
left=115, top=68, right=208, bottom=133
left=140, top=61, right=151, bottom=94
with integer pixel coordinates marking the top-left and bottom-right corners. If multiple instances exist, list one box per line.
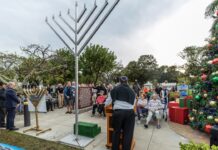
left=210, top=125, right=218, bottom=146
left=23, top=101, right=31, bottom=127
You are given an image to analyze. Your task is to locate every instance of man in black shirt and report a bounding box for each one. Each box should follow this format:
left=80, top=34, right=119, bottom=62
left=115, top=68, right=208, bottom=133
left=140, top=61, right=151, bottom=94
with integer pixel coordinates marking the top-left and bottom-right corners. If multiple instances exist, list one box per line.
left=95, top=83, right=107, bottom=96
left=0, top=81, right=6, bottom=128
left=133, top=80, right=141, bottom=97
left=110, top=76, right=136, bottom=150
left=155, top=84, right=162, bottom=97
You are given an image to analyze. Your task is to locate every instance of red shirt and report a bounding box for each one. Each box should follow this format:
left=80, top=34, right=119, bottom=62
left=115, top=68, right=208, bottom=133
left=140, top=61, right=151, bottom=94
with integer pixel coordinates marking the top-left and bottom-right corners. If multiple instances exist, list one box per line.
left=96, top=95, right=105, bottom=104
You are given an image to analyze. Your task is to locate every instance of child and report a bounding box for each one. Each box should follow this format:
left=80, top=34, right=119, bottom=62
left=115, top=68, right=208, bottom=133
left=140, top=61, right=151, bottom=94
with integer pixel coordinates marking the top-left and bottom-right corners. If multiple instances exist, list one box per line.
left=96, top=90, right=106, bottom=117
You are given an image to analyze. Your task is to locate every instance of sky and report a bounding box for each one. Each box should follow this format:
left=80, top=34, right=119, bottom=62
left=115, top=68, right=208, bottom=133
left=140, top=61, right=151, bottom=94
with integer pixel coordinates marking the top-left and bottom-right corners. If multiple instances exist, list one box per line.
left=0, top=0, right=213, bottom=66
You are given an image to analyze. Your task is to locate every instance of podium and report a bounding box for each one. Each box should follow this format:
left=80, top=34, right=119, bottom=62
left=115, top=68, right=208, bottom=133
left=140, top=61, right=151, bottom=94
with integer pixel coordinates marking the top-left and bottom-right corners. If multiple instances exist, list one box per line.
left=105, top=105, right=135, bottom=150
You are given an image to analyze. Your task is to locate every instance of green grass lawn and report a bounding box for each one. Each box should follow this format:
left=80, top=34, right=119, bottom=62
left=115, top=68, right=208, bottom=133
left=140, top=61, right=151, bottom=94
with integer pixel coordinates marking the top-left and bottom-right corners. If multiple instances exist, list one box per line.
left=0, top=129, right=77, bottom=150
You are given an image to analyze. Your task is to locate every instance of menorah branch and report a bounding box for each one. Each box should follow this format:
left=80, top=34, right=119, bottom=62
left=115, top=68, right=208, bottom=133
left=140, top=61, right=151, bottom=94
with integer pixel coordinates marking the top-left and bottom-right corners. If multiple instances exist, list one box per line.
left=77, top=0, right=109, bottom=45
left=77, top=4, right=87, bottom=23
left=52, top=16, right=76, bottom=44
left=77, top=2, right=97, bottom=34
left=45, top=18, right=74, bottom=53
left=78, top=0, right=120, bottom=55
left=59, top=12, right=76, bottom=33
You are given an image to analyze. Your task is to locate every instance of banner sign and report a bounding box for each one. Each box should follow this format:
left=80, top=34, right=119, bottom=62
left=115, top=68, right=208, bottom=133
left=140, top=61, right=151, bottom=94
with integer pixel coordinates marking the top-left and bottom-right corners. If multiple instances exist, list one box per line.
left=0, top=143, right=24, bottom=150
left=78, top=87, right=92, bottom=109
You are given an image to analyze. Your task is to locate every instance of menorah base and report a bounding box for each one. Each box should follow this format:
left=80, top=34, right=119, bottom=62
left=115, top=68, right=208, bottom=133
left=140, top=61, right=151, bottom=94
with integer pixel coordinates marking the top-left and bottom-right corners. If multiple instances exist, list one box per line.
left=23, top=127, right=52, bottom=136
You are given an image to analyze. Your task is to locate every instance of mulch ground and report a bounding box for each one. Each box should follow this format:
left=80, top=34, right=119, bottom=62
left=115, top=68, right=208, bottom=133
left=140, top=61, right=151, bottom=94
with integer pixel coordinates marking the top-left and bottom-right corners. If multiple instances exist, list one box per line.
left=168, top=122, right=210, bottom=144
left=0, top=129, right=77, bottom=150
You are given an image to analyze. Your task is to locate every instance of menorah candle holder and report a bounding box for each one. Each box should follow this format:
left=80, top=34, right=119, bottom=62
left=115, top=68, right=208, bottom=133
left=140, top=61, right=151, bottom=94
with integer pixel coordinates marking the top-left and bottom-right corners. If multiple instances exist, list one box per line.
left=23, top=87, right=52, bottom=136
left=46, top=0, right=120, bottom=140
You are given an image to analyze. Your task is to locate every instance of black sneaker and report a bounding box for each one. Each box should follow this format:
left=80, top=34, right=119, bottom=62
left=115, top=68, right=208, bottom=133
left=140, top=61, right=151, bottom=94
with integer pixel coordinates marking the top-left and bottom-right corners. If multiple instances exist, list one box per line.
left=144, top=124, right=148, bottom=128
left=9, top=128, right=19, bottom=131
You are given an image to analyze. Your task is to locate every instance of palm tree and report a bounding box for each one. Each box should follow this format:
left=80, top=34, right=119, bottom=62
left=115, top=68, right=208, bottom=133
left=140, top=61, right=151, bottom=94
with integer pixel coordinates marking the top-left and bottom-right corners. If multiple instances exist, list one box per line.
left=205, top=0, right=218, bottom=18
left=205, top=0, right=218, bottom=35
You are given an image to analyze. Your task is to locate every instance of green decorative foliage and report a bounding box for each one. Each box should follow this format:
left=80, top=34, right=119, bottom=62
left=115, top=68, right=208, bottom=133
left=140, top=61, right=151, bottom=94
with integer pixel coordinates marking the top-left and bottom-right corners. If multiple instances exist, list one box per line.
left=180, top=141, right=218, bottom=150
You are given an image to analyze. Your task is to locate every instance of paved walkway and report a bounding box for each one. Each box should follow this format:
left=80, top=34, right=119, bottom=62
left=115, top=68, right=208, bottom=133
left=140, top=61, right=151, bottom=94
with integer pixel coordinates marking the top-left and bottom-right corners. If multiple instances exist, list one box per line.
left=15, top=109, right=188, bottom=150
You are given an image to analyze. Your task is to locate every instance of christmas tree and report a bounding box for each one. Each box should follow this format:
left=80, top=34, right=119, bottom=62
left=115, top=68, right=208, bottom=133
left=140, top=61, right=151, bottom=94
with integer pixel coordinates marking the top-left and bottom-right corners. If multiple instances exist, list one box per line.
left=189, top=28, right=218, bottom=132
left=187, top=1, right=218, bottom=132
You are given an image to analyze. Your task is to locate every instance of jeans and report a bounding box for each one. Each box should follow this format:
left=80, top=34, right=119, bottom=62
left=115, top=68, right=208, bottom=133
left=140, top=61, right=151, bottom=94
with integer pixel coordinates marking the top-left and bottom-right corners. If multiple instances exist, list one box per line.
left=97, top=104, right=105, bottom=116
left=6, top=107, right=16, bottom=129
left=0, top=107, right=6, bottom=126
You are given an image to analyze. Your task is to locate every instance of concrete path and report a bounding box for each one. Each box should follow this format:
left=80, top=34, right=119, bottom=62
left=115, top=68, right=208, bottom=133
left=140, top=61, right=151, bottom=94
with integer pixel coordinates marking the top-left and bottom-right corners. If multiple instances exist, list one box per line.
left=15, top=109, right=188, bottom=150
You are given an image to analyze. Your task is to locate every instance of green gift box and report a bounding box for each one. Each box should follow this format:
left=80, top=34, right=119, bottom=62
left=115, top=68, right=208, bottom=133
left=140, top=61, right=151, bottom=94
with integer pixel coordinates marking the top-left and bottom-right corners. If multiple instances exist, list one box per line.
left=187, top=100, right=192, bottom=109
left=179, top=98, right=185, bottom=108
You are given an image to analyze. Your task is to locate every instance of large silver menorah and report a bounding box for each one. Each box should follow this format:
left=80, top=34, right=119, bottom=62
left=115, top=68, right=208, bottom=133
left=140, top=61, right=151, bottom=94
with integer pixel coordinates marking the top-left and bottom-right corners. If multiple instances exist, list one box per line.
left=23, top=87, right=51, bottom=136
left=45, top=0, right=120, bottom=140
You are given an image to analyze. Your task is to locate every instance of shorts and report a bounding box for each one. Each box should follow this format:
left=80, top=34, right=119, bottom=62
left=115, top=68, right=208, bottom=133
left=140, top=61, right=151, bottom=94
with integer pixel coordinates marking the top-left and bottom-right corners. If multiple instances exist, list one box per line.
left=65, top=97, right=75, bottom=106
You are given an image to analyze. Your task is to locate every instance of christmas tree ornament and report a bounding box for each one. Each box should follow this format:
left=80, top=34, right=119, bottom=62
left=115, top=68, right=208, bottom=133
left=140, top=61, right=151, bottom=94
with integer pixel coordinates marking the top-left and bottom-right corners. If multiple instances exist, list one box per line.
left=204, top=93, right=208, bottom=98
left=201, top=68, right=205, bottom=73
left=212, top=76, right=218, bottom=84
left=189, top=116, right=195, bottom=121
left=212, top=37, right=216, bottom=41
left=214, top=117, right=218, bottom=124
left=212, top=58, right=218, bottom=64
left=207, top=115, right=214, bottom=121
left=192, top=109, right=197, bottom=113
left=199, top=111, right=204, bottom=115
left=194, top=83, right=201, bottom=89
left=208, top=43, right=213, bottom=49
left=212, top=71, right=218, bottom=76
left=208, top=60, right=213, bottom=64
left=201, top=74, right=207, bottom=81
left=195, top=95, right=202, bottom=101
left=209, top=100, right=217, bottom=107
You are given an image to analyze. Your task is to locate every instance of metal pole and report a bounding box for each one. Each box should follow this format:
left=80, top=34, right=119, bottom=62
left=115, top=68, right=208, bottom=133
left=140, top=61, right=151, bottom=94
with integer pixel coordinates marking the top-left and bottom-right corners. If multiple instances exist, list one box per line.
left=74, top=1, right=79, bottom=140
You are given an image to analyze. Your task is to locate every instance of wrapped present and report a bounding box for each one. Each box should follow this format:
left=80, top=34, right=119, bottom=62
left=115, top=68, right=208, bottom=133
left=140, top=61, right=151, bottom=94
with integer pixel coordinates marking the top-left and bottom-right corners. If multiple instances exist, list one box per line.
left=179, top=98, right=190, bottom=108
left=174, top=107, right=189, bottom=124
left=169, top=106, right=178, bottom=122
left=187, top=100, right=192, bottom=109
left=179, top=98, right=185, bottom=108
left=168, top=101, right=179, bottom=108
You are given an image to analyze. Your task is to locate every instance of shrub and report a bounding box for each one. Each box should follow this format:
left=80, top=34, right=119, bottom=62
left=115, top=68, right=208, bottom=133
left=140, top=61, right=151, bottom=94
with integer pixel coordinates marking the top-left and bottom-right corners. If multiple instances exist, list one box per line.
left=179, top=141, right=218, bottom=150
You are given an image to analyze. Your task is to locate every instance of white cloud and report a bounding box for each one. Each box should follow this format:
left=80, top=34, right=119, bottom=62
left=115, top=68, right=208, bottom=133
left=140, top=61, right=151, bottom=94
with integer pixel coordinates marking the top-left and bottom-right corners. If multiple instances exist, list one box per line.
left=145, top=0, right=212, bottom=66
left=0, top=0, right=212, bottom=67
